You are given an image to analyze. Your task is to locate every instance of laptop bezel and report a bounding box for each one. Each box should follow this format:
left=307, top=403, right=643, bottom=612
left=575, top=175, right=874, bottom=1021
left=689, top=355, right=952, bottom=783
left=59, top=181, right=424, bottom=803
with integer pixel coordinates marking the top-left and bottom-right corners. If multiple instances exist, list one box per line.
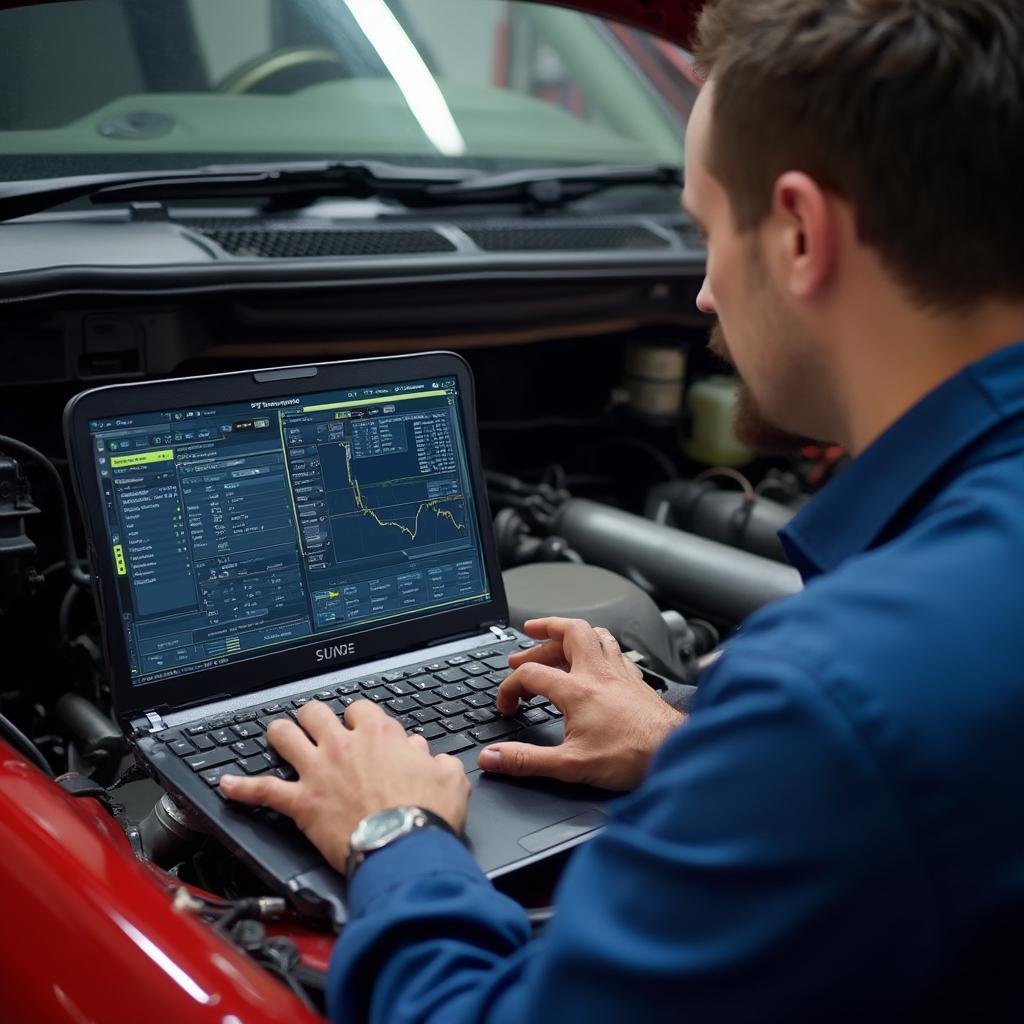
left=64, top=351, right=509, bottom=727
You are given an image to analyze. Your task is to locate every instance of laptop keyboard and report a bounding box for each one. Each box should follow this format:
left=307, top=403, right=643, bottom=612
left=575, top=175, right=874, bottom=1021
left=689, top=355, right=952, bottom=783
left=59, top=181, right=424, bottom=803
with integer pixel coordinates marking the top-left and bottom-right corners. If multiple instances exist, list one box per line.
left=154, top=640, right=561, bottom=793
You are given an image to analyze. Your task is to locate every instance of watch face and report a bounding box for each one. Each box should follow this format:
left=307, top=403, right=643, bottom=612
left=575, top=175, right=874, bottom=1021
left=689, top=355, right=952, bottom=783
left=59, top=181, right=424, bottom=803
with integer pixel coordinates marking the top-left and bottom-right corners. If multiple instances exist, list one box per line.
left=355, top=807, right=410, bottom=850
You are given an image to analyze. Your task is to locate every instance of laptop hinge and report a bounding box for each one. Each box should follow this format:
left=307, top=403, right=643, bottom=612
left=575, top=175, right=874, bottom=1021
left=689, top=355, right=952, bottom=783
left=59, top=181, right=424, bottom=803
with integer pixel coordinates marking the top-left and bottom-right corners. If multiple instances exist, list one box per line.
left=144, top=710, right=166, bottom=734
left=488, top=624, right=516, bottom=643
left=127, top=711, right=166, bottom=739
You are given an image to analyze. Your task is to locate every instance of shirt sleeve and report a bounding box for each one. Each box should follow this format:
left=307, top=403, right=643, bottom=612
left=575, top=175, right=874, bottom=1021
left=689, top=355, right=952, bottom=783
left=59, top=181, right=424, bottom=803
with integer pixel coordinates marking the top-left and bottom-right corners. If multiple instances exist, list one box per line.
left=327, top=644, right=942, bottom=1024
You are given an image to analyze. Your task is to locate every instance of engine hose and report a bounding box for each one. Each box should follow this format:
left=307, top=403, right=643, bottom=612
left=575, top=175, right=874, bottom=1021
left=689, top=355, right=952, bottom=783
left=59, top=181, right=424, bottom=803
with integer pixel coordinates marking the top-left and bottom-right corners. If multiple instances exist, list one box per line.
left=553, top=499, right=802, bottom=623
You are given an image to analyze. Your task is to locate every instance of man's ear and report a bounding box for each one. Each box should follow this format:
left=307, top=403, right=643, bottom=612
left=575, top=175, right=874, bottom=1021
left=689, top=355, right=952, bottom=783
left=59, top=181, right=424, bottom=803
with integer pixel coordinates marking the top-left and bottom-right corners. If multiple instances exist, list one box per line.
left=769, top=171, right=838, bottom=299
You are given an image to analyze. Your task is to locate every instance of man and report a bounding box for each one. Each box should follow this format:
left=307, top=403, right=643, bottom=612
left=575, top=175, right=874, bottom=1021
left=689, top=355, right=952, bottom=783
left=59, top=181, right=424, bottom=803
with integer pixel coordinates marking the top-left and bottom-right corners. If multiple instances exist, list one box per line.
left=221, top=0, right=1024, bottom=1018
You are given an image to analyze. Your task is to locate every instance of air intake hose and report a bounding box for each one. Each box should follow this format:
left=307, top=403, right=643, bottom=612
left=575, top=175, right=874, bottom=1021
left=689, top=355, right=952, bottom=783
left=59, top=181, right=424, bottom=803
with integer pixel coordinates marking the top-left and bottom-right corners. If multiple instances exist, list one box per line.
left=552, top=499, right=802, bottom=623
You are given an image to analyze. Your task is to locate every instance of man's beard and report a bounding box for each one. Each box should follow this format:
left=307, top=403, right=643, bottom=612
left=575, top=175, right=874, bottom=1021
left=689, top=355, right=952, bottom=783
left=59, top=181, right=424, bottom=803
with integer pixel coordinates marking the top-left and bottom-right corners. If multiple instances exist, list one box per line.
left=708, top=322, right=821, bottom=455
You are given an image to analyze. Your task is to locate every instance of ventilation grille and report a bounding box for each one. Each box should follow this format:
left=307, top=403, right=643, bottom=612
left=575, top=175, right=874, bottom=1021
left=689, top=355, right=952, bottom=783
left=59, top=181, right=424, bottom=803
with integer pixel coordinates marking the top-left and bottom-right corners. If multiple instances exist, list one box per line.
left=180, top=218, right=683, bottom=257
left=460, top=222, right=670, bottom=252
left=185, top=222, right=456, bottom=258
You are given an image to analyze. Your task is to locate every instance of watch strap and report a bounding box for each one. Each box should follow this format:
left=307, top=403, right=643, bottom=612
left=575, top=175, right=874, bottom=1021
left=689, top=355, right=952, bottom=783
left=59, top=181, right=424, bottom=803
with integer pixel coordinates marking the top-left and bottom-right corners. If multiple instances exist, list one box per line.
left=346, top=806, right=459, bottom=879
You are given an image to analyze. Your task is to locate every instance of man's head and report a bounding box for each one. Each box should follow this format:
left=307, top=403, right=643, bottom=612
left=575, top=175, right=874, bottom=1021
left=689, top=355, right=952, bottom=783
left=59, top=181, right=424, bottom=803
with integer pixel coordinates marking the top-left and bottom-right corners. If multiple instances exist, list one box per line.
left=684, top=0, right=1024, bottom=454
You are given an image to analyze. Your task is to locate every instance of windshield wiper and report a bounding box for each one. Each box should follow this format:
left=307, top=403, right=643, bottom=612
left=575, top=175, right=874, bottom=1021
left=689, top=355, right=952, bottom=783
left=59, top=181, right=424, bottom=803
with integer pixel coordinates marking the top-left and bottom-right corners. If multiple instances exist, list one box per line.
left=0, top=159, right=681, bottom=223
left=402, top=162, right=682, bottom=208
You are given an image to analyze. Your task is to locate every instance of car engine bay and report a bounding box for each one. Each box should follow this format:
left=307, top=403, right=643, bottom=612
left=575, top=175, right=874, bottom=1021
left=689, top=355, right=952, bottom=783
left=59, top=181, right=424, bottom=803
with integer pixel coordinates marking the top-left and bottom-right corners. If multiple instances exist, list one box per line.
left=0, top=208, right=840, bottom=1008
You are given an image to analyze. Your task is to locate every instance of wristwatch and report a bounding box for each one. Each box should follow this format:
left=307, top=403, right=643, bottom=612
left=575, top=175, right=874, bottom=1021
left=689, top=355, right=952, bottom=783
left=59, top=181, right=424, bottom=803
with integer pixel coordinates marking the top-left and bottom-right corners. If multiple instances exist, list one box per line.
left=346, top=806, right=458, bottom=879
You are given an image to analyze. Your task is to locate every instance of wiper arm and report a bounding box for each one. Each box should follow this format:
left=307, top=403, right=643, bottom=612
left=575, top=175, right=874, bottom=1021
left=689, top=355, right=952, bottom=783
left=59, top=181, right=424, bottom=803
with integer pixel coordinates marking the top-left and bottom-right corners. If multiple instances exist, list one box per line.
left=0, top=160, right=466, bottom=223
left=404, top=162, right=682, bottom=208
left=0, top=159, right=680, bottom=223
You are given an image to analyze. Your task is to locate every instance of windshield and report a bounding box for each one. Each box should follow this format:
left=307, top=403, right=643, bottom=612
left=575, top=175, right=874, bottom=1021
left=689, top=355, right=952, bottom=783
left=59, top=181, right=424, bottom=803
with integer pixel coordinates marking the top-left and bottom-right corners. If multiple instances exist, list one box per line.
left=0, top=0, right=694, bottom=183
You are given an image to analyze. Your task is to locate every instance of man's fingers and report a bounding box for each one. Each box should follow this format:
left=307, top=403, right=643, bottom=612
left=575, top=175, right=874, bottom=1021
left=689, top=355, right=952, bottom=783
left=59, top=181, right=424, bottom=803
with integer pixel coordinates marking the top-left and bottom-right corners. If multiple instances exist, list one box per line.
left=408, top=733, right=430, bottom=753
left=590, top=628, right=641, bottom=678
left=496, top=661, right=569, bottom=715
left=507, top=640, right=567, bottom=670
left=266, top=717, right=316, bottom=773
left=297, top=699, right=343, bottom=743
left=342, top=698, right=393, bottom=731
left=219, top=771, right=297, bottom=812
left=522, top=617, right=603, bottom=668
left=477, top=741, right=581, bottom=783
left=593, top=627, right=622, bottom=657
left=522, top=618, right=557, bottom=640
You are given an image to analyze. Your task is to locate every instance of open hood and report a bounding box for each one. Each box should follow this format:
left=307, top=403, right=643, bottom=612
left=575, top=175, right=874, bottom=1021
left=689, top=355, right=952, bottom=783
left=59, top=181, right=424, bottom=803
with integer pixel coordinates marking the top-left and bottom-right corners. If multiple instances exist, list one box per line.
left=0, top=0, right=704, bottom=50
left=540, top=1, right=702, bottom=49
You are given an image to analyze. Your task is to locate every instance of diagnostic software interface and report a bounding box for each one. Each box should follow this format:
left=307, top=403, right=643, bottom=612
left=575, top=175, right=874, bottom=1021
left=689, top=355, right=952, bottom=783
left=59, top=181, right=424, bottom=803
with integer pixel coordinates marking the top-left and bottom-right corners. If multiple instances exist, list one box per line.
left=86, top=375, right=491, bottom=685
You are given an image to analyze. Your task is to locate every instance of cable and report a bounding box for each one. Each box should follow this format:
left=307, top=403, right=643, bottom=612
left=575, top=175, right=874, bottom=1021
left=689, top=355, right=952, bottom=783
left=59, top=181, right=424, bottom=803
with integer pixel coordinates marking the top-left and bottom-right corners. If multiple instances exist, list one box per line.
left=0, top=436, right=90, bottom=588
left=214, top=903, right=252, bottom=934
left=109, top=760, right=148, bottom=790
left=213, top=896, right=289, bottom=933
left=541, top=463, right=567, bottom=491
left=0, top=711, right=54, bottom=776
left=41, top=558, right=89, bottom=581
left=694, top=466, right=755, bottom=501
left=485, top=470, right=570, bottom=529
left=59, top=583, right=86, bottom=647
left=263, top=961, right=319, bottom=1013
left=608, top=437, right=679, bottom=481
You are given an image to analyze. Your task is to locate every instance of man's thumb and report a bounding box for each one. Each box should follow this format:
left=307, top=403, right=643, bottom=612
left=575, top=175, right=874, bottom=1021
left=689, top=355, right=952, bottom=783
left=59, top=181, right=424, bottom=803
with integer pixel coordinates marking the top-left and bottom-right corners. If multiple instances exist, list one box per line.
left=477, top=741, right=569, bottom=780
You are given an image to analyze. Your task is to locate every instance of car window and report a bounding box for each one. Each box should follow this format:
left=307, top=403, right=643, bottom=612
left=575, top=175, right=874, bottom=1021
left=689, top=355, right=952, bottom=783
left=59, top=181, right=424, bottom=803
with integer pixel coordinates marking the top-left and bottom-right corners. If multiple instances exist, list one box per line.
left=0, top=0, right=693, bottom=181
left=189, top=0, right=274, bottom=84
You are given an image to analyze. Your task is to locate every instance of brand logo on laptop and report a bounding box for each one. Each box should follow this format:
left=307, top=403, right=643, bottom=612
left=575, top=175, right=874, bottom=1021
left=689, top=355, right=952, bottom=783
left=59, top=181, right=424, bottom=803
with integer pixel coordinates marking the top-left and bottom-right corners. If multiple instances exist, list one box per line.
left=316, top=642, right=356, bottom=663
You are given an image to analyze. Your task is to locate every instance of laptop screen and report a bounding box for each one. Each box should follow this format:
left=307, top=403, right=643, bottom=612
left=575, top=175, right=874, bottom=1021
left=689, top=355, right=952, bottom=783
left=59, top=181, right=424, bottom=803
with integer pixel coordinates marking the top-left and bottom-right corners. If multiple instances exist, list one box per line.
left=85, top=374, right=492, bottom=687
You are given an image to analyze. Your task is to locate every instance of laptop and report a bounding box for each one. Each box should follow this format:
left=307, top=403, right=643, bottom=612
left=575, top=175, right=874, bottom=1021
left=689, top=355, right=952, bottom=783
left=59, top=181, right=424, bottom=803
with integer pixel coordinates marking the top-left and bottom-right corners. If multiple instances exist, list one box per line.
left=64, top=351, right=608, bottom=924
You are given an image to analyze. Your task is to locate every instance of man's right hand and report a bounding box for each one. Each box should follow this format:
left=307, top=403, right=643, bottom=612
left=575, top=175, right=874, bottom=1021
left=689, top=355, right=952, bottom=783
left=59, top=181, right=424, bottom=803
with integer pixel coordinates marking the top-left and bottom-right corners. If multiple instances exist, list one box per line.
left=476, top=618, right=685, bottom=791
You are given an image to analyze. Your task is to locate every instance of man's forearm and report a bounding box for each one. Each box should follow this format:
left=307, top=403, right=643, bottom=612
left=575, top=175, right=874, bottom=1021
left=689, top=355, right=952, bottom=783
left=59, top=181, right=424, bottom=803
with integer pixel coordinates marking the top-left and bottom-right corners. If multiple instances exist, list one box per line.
left=326, top=649, right=930, bottom=1024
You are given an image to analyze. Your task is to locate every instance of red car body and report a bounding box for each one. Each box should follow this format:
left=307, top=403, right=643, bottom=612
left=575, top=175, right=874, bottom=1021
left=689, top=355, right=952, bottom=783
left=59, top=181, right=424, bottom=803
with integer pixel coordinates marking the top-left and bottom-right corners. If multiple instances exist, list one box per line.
left=0, top=740, right=328, bottom=1023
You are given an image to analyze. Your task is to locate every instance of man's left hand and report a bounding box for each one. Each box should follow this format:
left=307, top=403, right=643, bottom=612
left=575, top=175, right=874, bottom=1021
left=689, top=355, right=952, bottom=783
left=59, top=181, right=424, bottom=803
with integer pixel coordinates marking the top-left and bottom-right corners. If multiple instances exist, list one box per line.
left=219, top=699, right=471, bottom=874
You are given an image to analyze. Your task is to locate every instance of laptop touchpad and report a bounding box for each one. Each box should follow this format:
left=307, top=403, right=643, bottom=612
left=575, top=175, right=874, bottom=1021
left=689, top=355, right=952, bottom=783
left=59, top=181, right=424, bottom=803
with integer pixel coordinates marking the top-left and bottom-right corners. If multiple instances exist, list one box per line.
left=517, top=808, right=608, bottom=853
left=466, top=721, right=611, bottom=874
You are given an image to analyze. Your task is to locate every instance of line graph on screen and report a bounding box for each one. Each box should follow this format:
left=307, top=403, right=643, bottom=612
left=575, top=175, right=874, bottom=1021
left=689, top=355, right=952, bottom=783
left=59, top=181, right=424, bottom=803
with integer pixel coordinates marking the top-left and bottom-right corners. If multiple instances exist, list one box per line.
left=326, top=441, right=466, bottom=559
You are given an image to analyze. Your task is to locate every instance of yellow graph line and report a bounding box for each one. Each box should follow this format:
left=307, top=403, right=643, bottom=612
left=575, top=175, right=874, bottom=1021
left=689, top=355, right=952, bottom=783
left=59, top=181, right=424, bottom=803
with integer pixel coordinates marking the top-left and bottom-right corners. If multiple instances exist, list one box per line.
left=340, top=441, right=465, bottom=541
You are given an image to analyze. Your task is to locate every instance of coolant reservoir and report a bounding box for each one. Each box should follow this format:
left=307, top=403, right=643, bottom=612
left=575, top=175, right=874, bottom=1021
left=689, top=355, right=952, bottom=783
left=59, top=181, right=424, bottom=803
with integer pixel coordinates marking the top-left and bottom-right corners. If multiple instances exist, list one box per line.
left=683, top=375, right=754, bottom=467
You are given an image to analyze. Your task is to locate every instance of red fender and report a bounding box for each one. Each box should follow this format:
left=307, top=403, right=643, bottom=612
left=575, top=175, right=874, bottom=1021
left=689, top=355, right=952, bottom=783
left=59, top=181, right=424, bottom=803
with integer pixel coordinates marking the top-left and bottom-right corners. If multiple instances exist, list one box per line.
left=0, top=740, right=325, bottom=1023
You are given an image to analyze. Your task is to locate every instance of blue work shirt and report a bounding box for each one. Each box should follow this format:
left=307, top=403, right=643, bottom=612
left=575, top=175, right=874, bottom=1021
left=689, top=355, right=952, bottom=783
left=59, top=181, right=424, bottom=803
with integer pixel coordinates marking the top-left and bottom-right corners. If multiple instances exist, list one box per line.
left=327, top=343, right=1024, bottom=1022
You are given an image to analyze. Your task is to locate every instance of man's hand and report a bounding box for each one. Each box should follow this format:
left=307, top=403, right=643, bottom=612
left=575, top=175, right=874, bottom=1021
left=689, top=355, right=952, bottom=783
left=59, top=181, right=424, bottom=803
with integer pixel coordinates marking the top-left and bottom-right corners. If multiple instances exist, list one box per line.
left=477, top=618, right=685, bottom=791
left=219, top=699, right=471, bottom=874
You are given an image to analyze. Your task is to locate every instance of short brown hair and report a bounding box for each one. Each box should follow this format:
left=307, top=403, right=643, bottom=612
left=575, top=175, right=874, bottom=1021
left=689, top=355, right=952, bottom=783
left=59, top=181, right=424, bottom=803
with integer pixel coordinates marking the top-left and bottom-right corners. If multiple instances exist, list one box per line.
left=694, top=0, right=1024, bottom=310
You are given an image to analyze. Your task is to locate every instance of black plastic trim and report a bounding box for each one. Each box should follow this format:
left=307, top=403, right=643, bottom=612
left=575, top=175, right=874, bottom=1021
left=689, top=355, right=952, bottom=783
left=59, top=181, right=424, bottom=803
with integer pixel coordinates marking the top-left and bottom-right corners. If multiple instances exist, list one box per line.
left=0, top=257, right=704, bottom=306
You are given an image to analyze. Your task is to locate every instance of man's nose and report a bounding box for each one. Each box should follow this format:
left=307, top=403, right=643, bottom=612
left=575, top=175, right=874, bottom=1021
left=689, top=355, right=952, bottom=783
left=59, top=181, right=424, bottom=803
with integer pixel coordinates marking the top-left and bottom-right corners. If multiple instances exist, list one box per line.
left=696, top=276, right=716, bottom=315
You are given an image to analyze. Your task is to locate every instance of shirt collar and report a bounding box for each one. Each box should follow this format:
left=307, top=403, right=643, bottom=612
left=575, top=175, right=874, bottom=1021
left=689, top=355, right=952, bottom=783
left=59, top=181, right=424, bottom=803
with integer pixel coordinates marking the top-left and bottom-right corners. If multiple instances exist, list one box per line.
left=781, top=340, right=1024, bottom=580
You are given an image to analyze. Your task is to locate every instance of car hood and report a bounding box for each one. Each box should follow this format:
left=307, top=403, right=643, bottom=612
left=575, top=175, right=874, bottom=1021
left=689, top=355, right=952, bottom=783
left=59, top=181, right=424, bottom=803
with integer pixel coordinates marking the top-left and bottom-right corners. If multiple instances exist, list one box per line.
left=0, top=0, right=704, bottom=49
left=544, top=1, right=702, bottom=48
